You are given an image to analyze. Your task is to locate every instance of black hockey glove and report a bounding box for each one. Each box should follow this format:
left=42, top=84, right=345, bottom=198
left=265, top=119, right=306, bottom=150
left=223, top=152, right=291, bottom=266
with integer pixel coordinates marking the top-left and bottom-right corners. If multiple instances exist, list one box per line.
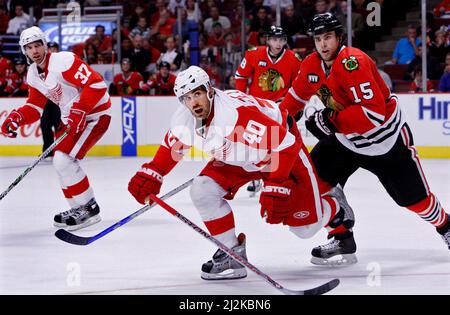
left=305, top=108, right=338, bottom=140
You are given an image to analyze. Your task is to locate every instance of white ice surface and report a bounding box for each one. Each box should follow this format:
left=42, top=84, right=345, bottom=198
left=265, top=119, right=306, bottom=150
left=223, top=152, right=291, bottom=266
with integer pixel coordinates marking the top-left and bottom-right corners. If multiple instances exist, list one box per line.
left=0, top=156, right=449, bottom=295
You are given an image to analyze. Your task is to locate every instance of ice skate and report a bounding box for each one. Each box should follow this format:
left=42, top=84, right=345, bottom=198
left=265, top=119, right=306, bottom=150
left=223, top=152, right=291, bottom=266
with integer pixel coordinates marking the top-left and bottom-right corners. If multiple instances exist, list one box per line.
left=201, top=233, right=247, bottom=280
left=53, top=207, right=79, bottom=228
left=325, top=184, right=355, bottom=229
left=311, top=231, right=358, bottom=266
left=65, top=198, right=101, bottom=231
left=437, top=214, right=450, bottom=250
left=247, top=180, right=261, bottom=197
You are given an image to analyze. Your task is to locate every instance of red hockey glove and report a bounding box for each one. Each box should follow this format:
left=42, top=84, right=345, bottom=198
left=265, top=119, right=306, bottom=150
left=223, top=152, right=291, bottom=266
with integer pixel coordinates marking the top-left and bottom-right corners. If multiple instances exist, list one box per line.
left=259, top=180, right=294, bottom=224
left=67, top=108, right=87, bottom=135
left=1, top=110, right=24, bottom=138
left=128, top=163, right=164, bottom=204
left=305, top=108, right=338, bottom=140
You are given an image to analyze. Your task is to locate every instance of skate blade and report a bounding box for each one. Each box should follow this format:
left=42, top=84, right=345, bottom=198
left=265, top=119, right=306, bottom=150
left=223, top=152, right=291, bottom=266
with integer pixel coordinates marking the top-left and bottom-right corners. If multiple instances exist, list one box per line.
left=310, top=254, right=358, bottom=267
left=201, top=268, right=247, bottom=280
left=53, top=222, right=68, bottom=228
left=65, top=215, right=101, bottom=231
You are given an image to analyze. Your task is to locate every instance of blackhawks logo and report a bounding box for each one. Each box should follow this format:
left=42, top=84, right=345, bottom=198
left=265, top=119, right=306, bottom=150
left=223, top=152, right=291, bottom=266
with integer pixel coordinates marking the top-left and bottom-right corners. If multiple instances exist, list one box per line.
left=258, top=68, right=285, bottom=92
left=315, top=84, right=345, bottom=111
left=342, top=55, right=359, bottom=72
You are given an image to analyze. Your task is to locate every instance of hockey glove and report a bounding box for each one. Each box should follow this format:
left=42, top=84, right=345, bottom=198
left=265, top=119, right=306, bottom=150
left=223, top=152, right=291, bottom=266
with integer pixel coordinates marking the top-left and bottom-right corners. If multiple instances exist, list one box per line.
left=128, top=163, right=164, bottom=205
left=1, top=110, right=24, bottom=138
left=259, top=180, right=293, bottom=224
left=67, top=108, right=87, bottom=135
left=305, top=108, right=338, bottom=140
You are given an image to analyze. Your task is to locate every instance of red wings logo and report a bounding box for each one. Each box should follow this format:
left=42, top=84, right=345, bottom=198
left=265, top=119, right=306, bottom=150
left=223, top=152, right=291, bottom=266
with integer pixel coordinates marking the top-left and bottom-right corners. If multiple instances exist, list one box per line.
left=46, top=83, right=63, bottom=104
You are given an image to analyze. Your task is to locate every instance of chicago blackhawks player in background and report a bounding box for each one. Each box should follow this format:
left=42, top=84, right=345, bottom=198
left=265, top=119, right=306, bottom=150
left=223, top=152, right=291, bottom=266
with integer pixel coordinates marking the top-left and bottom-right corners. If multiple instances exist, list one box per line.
left=128, top=66, right=355, bottom=280
left=280, top=13, right=450, bottom=265
left=235, top=26, right=302, bottom=196
left=0, top=26, right=111, bottom=231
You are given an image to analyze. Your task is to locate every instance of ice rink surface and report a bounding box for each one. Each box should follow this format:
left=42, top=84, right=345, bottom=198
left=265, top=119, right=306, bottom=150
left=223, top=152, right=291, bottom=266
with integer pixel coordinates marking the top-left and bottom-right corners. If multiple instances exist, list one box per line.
left=0, top=156, right=449, bottom=295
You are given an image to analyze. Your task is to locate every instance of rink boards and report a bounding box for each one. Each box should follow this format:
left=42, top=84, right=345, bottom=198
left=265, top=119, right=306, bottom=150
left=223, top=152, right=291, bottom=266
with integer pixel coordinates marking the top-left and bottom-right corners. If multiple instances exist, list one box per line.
left=0, top=93, right=448, bottom=158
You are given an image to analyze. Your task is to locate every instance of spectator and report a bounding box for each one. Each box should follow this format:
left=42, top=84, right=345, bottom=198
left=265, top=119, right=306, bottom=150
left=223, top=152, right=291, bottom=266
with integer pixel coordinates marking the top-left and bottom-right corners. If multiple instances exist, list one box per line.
left=151, top=9, right=177, bottom=40
left=199, top=34, right=220, bottom=63
left=406, top=42, right=443, bottom=80
left=142, top=61, right=176, bottom=95
left=132, top=35, right=153, bottom=77
left=250, top=6, right=272, bottom=33
left=150, top=0, right=169, bottom=26
left=438, top=63, right=450, bottom=92
left=110, top=58, right=145, bottom=96
left=185, top=0, right=202, bottom=22
left=295, top=0, right=315, bottom=27
left=129, top=17, right=151, bottom=40
left=433, top=0, right=450, bottom=17
left=429, top=29, right=450, bottom=63
left=158, top=36, right=183, bottom=73
left=86, top=25, right=112, bottom=55
left=173, top=8, right=190, bottom=42
left=281, top=4, right=306, bottom=36
left=314, top=0, right=329, bottom=14
left=83, top=43, right=98, bottom=65
left=391, top=25, right=421, bottom=65
left=6, top=4, right=33, bottom=35
left=207, top=22, right=225, bottom=47
left=121, top=37, right=135, bottom=60
left=409, top=66, right=434, bottom=93
left=129, top=4, right=146, bottom=30
left=337, top=1, right=364, bottom=37
left=168, top=0, right=186, bottom=15
left=0, top=6, right=9, bottom=34
left=203, top=6, right=231, bottom=33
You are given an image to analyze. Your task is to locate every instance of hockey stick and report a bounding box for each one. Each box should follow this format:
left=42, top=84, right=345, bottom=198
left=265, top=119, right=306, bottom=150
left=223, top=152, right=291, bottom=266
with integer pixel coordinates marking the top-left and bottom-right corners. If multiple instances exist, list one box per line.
left=54, top=178, right=194, bottom=245
left=0, top=130, right=69, bottom=201
left=149, top=194, right=340, bottom=295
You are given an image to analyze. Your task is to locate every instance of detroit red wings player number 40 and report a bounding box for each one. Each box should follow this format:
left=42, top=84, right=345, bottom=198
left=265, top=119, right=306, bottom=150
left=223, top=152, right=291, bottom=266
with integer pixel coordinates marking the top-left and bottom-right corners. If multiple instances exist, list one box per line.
left=0, top=26, right=111, bottom=231
left=128, top=66, right=356, bottom=280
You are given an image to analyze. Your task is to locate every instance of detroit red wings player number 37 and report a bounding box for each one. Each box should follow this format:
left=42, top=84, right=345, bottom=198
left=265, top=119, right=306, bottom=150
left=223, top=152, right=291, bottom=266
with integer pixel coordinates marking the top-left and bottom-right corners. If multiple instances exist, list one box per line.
left=0, top=26, right=111, bottom=231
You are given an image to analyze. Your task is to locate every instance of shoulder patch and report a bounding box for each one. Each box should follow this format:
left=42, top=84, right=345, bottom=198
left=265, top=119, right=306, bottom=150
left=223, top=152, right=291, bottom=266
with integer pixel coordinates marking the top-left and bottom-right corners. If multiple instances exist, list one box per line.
left=247, top=46, right=257, bottom=51
left=341, top=55, right=359, bottom=72
left=294, top=52, right=302, bottom=61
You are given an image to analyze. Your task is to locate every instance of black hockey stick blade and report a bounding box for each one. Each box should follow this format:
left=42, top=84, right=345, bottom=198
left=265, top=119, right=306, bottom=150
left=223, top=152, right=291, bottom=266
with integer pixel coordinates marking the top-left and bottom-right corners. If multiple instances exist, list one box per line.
left=302, top=278, right=340, bottom=295
left=55, top=229, right=90, bottom=245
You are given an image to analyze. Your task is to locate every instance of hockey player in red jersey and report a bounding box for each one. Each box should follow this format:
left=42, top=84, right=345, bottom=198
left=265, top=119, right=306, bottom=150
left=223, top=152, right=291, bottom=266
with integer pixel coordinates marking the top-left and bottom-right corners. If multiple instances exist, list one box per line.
left=235, top=26, right=302, bottom=102
left=110, top=58, right=145, bottom=96
left=280, top=13, right=450, bottom=265
left=0, top=26, right=111, bottom=231
left=235, top=26, right=302, bottom=196
left=128, top=66, right=355, bottom=279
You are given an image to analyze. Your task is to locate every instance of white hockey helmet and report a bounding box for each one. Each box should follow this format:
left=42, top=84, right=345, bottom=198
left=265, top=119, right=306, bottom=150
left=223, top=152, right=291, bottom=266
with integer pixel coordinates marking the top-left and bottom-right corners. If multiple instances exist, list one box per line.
left=19, top=26, right=48, bottom=55
left=174, top=66, right=212, bottom=102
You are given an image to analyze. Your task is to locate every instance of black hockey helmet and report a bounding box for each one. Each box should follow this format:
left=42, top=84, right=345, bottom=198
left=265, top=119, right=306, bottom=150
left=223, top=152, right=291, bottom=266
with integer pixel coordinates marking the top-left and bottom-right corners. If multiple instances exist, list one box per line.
left=265, top=26, right=287, bottom=39
left=13, top=56, right=27, bottom=65
left=48, top=41, right=59, bottom=49
left=307, top=13, right=343, bottom=37
left=158, top=61, right=170, bottom=69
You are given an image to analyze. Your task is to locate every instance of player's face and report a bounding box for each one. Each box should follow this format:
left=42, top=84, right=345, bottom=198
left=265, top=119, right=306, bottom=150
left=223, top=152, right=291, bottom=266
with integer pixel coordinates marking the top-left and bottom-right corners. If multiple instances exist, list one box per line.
left=25, top=41, right=46, bottom=64
left=314, top=31, right=340, bottom=62
left=15, top=64, right=26, bottom=74
left=181, top=87, right=211, bottom=119
left=121, top=62, right=131, bottom=72
left=267, top=37, right=286, bottom=55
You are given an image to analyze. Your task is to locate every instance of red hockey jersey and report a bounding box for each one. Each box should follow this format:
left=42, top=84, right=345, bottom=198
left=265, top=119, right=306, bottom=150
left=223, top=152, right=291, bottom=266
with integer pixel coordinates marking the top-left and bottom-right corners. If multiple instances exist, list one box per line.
left=235, top=46, right=302, bottom=102
left=113, top=71, right=144, bottom=96
left=280, top=46, right=405, bottom=156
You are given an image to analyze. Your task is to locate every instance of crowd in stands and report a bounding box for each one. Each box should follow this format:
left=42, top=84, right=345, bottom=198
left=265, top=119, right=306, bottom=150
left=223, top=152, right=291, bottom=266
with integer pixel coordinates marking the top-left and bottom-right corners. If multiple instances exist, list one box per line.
left=0, top=0, right=448, bottom=96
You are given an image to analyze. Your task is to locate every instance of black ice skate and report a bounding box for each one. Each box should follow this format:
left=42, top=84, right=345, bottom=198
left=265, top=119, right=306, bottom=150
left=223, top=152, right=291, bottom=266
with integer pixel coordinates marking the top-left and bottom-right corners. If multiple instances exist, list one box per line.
left=246, top=180, right=261, bottom=197
left=311, top=231, right=358, bottom=266
left=53, top=208, right=79, bottom=228
left=437, top=214, right=450, bottom=250
left=65, top=198, right=101, bottom=231
left=325, top=184, right=355, bottom=229
left=201, top=233, right=247, bottom=280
